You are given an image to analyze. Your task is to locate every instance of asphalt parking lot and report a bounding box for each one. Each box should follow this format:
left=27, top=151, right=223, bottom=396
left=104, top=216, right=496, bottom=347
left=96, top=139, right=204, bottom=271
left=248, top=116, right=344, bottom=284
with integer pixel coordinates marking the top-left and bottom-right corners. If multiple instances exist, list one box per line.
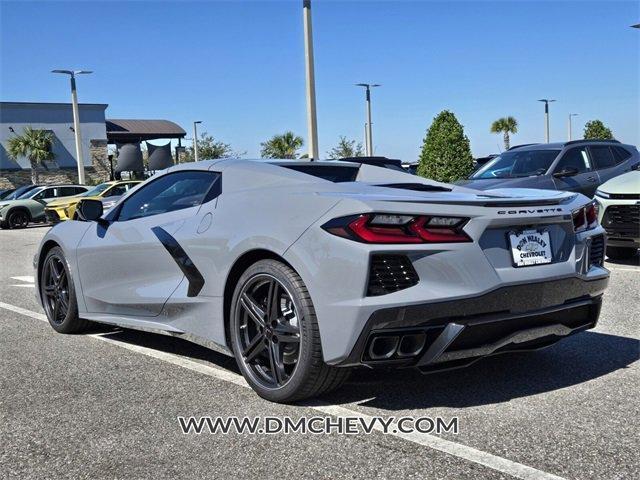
left=1, top=225, right=638, bottom=480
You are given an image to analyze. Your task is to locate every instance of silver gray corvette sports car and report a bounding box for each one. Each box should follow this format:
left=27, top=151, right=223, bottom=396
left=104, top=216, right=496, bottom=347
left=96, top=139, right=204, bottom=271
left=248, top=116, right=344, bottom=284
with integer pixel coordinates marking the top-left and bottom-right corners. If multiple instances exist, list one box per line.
left=35, top=159, right=609, bottom=402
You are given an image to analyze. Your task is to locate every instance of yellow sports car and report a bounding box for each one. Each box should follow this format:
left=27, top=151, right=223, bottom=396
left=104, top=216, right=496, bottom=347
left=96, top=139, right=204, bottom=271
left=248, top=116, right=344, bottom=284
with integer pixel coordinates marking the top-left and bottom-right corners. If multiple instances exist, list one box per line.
left=45, top=180, right=141, bottom=222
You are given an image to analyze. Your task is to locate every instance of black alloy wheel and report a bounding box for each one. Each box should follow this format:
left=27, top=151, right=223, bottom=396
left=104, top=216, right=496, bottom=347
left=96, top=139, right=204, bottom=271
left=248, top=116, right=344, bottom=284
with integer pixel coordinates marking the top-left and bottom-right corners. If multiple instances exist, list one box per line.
left=235, top=274, right=301, bottom=388
left=42, top=254, right=70, bottom=325
left=8, top=210, right=29, bottom=229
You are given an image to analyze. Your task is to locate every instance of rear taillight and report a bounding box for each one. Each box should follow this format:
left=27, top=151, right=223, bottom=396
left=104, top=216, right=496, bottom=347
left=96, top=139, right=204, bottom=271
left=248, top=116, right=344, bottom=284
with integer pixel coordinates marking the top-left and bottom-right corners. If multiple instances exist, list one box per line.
left=572, top=202, right=599, bottom=232
left=322, top=214, right=471, bottom=244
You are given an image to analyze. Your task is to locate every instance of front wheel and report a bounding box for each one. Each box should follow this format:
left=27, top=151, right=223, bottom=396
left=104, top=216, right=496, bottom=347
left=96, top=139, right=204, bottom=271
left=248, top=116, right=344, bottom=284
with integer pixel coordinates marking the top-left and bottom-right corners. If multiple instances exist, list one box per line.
left=606, top=246, right=638, bottom=260
left=230, top=259, right=350, bottom=403
left=7, top=209, right=29, bottom=229
left=40, top=247, right=91, bottom=333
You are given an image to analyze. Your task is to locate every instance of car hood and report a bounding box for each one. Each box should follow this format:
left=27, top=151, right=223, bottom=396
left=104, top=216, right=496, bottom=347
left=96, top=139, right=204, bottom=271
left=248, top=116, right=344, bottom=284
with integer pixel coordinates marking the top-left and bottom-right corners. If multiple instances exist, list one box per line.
left=455, top=176, right=547, bottom=191
left=598, top=171, right=640, bottom=194
left=0, top=199, right=33, bottom=208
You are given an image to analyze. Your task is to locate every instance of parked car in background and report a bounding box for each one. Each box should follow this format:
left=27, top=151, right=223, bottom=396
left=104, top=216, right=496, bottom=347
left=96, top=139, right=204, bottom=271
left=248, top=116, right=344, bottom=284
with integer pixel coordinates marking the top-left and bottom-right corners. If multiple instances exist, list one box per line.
left=594, top=170, right=640, bottom=260
left=0, top=184, right=89, bottom=229
left=45, top=180, right=141, bottom=223
left=457, top=140, right=639, bottom=197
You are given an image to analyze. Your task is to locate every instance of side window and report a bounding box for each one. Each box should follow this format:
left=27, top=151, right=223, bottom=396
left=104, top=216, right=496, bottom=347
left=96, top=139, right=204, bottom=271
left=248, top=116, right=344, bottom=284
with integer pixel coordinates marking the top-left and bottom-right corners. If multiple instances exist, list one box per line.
left=589, top=146, right=616, bottom=169
left=117, top=171, right=220, bottom=222
left=107, top=185, right=127, bottom=197
left=555, top=148, right=591, bottom=174
left=612, top=146, right=632, bottom=163
left=35, top=188, right=57, bottom=199
left=60, top=187, right=79, bottom=197
left=75, top=187, right=88, bottom=195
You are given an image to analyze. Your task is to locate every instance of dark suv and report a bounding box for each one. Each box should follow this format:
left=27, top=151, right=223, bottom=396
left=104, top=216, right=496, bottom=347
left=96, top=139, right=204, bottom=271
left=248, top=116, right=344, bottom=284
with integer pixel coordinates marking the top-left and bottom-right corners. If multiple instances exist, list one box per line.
left=457, top=140, right=639, bottom=197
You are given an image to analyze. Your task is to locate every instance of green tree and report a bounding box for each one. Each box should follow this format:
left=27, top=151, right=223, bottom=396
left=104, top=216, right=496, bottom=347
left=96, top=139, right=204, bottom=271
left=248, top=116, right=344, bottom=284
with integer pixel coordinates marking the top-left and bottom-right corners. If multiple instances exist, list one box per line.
left=490, top=116, right=518, bottom=150
left=181, top=132, right=242, bottom=162
left=7, top=127, right=55, bottom=184
left=583, top=120, right=614, bottom=140
left=260, top=131, right=304, bottom=159
left=327, top=136, right=364, bottom=159
left=417, top=110, right=473, bottom=182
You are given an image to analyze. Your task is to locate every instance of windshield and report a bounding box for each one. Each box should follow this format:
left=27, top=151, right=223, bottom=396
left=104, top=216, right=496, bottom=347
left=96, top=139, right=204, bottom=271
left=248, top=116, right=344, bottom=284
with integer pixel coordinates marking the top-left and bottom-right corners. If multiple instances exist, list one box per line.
left=471, top=150, right=560, bottom=179
left=18, top=187, right=43, bottom=199
left=5, top=186, right=33, bottom=200
left=79, top=183, right=112, bottom=197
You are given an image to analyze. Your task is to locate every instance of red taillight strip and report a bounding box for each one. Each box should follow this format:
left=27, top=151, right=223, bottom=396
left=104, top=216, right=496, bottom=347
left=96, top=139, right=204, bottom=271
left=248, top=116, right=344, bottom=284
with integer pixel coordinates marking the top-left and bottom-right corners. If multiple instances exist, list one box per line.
left=348, top=215, right=423, bottom=244
left=322, top=213, right=472, bottom=244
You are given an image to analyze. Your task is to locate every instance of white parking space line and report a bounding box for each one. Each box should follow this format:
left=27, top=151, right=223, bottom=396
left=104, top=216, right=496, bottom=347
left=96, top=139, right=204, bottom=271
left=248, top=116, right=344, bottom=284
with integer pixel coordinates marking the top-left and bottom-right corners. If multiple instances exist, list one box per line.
left=0, top=301, right=565, bottom=480
left=606, top=266, right=639, bottom=272
left=10, top=276, right=35, bottom=283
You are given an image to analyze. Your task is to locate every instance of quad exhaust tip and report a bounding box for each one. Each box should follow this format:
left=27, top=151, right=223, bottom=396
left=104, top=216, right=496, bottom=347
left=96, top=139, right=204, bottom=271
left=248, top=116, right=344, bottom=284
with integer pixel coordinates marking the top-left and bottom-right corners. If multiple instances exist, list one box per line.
left=367, top=333, right=428, bottom=360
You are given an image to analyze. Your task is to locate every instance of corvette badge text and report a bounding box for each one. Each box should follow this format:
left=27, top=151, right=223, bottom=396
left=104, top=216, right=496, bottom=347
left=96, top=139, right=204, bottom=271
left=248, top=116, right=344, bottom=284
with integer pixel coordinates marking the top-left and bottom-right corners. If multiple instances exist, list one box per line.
left=178, top=415, right=459, bottom=435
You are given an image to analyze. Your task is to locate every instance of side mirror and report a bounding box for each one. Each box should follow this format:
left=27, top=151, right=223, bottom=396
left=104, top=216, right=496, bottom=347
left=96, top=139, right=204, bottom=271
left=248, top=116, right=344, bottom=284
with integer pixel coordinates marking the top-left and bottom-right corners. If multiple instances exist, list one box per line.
left=553, top=167, right=579, bottom=178
left=76, top=199, right=104, bottom=222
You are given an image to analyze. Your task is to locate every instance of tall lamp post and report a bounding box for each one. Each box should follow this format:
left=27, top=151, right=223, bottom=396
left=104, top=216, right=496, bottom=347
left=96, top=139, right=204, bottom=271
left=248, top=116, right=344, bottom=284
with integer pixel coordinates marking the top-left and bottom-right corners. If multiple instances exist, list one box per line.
left=303, top=0, right=319, bottom=161
left=537, top=99, right=556, bottom=143
left=568, top=113, right=579, bottom=141
left=356, top=83, right=380, bottom=156
left=52, top=69, right=92, bottom=184
left=193, top=121, right=202, bottom=162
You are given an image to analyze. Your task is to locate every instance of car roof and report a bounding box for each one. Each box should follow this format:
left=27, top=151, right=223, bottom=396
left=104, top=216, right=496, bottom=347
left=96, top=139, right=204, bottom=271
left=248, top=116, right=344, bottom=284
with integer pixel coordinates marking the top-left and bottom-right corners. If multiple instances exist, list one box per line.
left=509, top=139, right=627, bottom=152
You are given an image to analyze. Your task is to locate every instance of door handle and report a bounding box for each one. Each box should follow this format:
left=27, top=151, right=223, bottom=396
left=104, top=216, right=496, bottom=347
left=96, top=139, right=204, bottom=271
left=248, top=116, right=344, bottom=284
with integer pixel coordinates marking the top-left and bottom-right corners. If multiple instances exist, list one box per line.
left=586, top=176, right=597, bottom=182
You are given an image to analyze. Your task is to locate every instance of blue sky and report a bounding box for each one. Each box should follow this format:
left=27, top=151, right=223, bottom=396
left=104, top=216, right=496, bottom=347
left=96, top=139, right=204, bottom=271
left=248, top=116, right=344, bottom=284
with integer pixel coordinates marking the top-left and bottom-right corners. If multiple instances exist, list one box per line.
left=1, top=0, right=638, bottom=159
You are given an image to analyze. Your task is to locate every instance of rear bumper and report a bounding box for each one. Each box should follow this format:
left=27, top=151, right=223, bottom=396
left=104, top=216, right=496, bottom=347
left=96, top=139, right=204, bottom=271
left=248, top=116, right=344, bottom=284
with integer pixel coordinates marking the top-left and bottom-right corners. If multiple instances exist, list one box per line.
left=337, top=275, right=608, bottom=370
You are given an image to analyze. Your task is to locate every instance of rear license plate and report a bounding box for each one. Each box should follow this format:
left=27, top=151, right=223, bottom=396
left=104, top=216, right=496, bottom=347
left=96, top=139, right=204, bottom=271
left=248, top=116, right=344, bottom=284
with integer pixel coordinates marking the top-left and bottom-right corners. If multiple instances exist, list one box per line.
left=509, top=229, right=552, bottom=267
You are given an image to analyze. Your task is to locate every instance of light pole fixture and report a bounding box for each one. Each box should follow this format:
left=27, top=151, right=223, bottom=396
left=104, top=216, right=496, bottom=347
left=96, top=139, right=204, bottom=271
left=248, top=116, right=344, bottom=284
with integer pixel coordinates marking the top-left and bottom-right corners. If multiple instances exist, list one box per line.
left=537, top=99, right=556, bottom=143
left=193, top=121, right=202, bottom=162
left=356, top=83, right=381, bottom=156
left=568, top=113, right=579, bottom=141
left=302, top=0, right=319, bottom=161
left=52, top=69, right=92, bottom=184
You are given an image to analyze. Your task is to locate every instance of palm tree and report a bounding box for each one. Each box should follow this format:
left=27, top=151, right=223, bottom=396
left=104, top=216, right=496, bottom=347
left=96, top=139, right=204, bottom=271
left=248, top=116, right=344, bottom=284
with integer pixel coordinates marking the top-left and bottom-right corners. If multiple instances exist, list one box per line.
left=7, top=127, right=55, bottom=184
left=260, top=131, right=304, bottom=159
left=490, top=116, right=518, bottom=150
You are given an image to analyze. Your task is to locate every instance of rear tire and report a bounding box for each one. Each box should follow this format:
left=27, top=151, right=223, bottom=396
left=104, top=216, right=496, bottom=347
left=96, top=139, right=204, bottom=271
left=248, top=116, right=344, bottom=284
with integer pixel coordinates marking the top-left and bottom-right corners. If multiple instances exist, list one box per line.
left=606, top=246, right=638, bottom=260
left=40, top=246, right=91, bottom=333
left=230, top=259, right=350, bottom=403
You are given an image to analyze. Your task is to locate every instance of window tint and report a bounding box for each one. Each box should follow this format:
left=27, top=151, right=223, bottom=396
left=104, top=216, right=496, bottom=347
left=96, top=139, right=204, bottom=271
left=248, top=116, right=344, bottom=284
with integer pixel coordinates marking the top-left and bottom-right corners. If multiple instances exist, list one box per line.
left=107, top=185, right=128, bottom=197
left=60, top=187, right=80, bottom=197
left=471, top=150, right=560, bottom=179
left=612, top=146, right=632, bottom=163
left=117, top=171, right=219, bottom=221
left=590, top=146, right=616, bottom=169
left=555, top=148, right=591, bottom=173
left=34, top=188, right=57, bottom=200
left=281, top=164, right=360, bottom=182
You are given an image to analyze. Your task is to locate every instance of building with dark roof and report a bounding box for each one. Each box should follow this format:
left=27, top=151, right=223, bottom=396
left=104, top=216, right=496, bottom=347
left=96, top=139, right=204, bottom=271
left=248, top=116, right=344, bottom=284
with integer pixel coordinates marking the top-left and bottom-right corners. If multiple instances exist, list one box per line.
left=0, top=101, right=186, bottom=188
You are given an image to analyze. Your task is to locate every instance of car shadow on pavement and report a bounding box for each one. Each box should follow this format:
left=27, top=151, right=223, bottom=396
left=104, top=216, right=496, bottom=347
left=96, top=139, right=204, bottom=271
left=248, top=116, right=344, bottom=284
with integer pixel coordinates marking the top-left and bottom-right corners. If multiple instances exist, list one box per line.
left=93, top=327, right=241, bottom=373
left=605, top=255, right=639, bottom=267
left=321, top=331, right=639, bottom=410
left=92, top=326, right=638, bottom=410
